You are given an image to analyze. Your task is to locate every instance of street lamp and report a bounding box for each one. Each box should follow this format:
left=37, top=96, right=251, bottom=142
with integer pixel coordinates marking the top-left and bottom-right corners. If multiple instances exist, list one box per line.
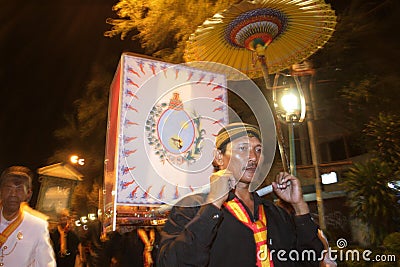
left=272, top=74, right=305, bottom=176
left=291, top=61, right=326, bottom=231
left=70, top=155, right=85, bottom=166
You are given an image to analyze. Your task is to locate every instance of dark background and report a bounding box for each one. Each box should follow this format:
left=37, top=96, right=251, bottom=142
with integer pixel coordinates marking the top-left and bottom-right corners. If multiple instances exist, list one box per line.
left=0, top=0, right=141, bottom=172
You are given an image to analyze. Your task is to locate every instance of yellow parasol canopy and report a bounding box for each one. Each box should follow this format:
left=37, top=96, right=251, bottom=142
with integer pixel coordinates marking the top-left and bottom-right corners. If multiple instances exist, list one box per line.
left=184, top=0, right=337, bottom=79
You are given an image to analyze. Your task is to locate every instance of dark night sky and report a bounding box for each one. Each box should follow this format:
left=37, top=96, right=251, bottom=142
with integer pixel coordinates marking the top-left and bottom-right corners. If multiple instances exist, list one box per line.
left=0, top=0, right=141, bottom=172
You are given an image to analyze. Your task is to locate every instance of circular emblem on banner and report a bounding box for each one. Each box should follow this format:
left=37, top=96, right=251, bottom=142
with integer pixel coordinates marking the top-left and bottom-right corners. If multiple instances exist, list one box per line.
left=157, top=93, right=195, bottom=154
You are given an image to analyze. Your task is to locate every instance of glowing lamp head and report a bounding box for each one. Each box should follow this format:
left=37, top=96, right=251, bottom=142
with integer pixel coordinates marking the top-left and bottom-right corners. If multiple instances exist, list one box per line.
left=280, top=93, right=300, bottom=114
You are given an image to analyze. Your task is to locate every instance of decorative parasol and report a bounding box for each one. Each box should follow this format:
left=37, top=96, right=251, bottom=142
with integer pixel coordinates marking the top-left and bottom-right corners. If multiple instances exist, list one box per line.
left=184, top=0, right=337, bottom=80
left=184, top=0, right=336, bottom=187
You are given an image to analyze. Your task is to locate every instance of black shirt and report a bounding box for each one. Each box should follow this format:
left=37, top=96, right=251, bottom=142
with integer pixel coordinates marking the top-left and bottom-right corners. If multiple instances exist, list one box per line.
left=157, top=192, right=323, bottom=267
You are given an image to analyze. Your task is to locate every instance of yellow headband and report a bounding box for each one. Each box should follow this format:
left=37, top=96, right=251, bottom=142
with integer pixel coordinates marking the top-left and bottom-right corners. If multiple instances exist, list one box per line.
left=215, top=123, right=261, bottom=149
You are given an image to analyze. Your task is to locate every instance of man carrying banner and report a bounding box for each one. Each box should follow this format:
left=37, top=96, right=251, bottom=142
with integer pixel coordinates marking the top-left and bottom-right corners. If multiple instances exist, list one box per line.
left=0, top=166, right=56, bottom=266
left=157, top=123, right=324, bottom=267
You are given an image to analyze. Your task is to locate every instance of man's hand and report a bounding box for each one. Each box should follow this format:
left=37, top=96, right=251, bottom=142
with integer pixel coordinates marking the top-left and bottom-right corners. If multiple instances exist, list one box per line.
left=206, top=170, right=236, bottom=209
left=272, top=172, right=309, bottom=215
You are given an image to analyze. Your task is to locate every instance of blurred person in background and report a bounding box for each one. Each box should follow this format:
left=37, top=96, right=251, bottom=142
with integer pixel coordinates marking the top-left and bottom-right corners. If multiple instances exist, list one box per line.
left=0, top=165, right=56, bottom=266
left=50, top=208, right=80, bottom=266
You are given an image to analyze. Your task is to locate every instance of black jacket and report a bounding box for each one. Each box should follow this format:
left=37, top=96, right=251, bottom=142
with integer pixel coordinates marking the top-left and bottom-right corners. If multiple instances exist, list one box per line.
left=157, top=192, right=323, bottom=267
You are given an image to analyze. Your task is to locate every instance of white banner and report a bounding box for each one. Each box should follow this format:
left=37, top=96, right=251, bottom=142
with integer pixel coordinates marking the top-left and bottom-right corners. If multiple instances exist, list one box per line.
left=108, top=54, right=228, bottom=206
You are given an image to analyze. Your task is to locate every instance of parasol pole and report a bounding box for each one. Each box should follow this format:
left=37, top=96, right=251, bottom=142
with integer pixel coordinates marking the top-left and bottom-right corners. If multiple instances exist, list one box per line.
left=256, top=50, right=290, bottom=174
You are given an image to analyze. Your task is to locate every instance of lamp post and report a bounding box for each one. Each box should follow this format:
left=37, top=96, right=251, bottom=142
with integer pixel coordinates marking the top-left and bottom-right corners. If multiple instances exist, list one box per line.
left=292, top=62, right=326, bottom=232
left=281, top=93, right=301, bottom=176
left=272, top=74, right=305, bottom=176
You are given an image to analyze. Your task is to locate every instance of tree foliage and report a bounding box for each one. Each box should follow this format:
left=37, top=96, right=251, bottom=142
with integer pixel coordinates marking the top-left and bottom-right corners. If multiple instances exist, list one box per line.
left=364, top=113, right=400, bottom=177
left=71, top=181, right=102, bottom=216
left=104, top=0, right=239, bottom=62
left=50, top=64, right=114, bottom=182
left=49, top=64, right=114, bottom=214
left=316, top=1, right=400, bottom=246
left=311, top=0, right=400, bottom=157
left=342, top=160, right=399, bottom=246
left=342, top=113, right=400, bottom=245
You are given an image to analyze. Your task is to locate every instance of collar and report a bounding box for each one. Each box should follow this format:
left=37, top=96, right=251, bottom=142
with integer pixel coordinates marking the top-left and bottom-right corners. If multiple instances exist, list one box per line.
left=226, top=190, right=262, bottom=221
left=0, top=208, right=17, bottom=226
left=227, top=189, right=276, bottom=217
left=0, top=213, right=12, bottom=228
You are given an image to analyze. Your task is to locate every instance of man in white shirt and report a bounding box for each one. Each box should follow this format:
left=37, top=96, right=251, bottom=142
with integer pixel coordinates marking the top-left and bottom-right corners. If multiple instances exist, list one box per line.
left=0, top=166, right=56, bottom=266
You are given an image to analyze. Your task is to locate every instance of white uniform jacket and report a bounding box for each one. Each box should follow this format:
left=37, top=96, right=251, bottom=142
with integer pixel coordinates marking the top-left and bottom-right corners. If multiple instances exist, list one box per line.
left=0, top=211, right=56, bottom=267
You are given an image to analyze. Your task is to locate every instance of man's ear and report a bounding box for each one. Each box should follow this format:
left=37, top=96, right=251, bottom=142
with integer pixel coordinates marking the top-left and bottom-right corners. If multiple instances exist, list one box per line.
left=26, top=189, right=33, bottom=202
left=213, top=149, right=224, bottom=167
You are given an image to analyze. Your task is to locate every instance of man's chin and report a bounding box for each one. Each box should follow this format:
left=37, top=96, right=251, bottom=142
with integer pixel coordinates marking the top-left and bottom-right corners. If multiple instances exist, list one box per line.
left=239, top=179, right=251, bottom=185
left=5, top=202, right=21, bottom=210
left=240, top=173, right=255, bottom=184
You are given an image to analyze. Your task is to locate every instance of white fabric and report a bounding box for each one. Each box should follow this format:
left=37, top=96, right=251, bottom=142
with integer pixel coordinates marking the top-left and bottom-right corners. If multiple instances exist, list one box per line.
left=0, top=211, right=56, bottom=267
left=0, top=212, right=14, bottom=232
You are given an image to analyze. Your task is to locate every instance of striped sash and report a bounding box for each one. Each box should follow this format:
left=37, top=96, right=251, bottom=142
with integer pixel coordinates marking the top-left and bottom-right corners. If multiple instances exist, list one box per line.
left=224, top=198, right=273, bottom=267
left=0, top=209, right=24, bottom=248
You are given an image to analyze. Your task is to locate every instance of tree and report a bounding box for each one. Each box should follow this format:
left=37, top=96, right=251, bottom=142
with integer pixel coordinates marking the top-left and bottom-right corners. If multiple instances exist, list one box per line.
left=310, top=0, right=400, bottom=159
left=342, top=160, right=399, bottom=246
left=104, top=0, right=239, bottom=62
left=71, top=181, right=102, bottom=217
left=49, top=63, right=115, bottom=183
left=364, top=113, right=400, bottom=178
left=342, top=113, right=400, bottom=246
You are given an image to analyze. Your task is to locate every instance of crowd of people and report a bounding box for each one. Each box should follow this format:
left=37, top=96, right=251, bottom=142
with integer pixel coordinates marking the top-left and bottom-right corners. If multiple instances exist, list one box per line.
left=0, top=123, right=335, bottom=266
